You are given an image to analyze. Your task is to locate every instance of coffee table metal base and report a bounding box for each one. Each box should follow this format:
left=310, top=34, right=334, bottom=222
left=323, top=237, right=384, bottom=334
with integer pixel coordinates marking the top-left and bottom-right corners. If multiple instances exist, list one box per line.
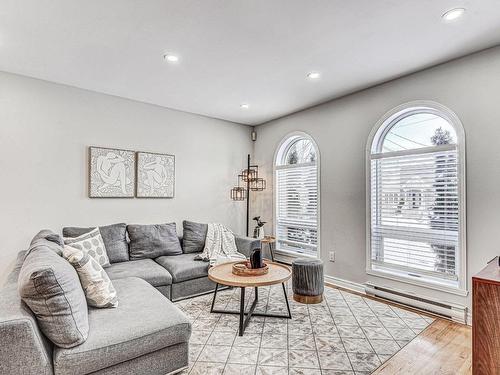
left=210, top=283, right=292, bottom=336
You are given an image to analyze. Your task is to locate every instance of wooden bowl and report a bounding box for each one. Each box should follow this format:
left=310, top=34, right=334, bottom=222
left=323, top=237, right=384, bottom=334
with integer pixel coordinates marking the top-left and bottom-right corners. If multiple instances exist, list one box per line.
left=232, top=261, right=269, bottom=276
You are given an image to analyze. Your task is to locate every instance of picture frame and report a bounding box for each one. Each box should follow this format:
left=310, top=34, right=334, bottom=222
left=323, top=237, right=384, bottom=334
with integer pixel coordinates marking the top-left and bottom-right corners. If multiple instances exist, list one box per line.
left=136, top=151, right=175, bottom=198
left=88, top=146, right=135, bottom=198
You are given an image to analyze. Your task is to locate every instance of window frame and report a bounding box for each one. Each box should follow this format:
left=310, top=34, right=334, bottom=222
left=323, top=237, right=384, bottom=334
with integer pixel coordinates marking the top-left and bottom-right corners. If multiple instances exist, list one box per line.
left=274, top=131, right=321, bottom=260
left=365, top=101, right=467, bottom=296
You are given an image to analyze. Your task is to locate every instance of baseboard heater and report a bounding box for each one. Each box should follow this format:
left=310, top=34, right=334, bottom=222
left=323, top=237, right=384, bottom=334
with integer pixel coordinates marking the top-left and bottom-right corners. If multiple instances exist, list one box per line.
left=364, top=282, right=467, bottom=324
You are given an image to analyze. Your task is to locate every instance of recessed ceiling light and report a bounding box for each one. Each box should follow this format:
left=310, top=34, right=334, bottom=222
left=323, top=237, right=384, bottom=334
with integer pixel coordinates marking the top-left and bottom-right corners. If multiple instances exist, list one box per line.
left=240, top=103, right=249, bottom=109
left=442, top=8, right=465, bottom=21
left=307, top=71, right=320, bottom=79
left=163, top=54, right=179, bottom=63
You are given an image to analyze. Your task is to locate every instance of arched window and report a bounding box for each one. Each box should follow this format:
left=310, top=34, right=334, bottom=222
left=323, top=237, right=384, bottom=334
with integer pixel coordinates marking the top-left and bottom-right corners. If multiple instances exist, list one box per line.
left=275, top=133, right=319, bottom=257
left=367, top=101, right=466, bottom=293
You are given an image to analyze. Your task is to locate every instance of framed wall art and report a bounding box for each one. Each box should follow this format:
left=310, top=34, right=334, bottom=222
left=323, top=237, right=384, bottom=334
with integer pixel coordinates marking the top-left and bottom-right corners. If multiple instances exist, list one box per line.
left=88, top=146, right=135, bottom=198
left=136, top=151, right=175, bottom=198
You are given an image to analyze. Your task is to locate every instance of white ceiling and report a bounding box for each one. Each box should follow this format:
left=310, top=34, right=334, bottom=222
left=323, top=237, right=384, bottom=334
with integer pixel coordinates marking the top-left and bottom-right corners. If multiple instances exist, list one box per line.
left=1, top=1, right=500, bottom=125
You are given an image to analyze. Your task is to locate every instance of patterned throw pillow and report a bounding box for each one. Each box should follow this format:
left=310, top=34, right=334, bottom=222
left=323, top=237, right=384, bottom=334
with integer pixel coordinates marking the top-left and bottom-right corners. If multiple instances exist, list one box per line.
left=63, top=245, right=118, bottom=308
left=64, top=227, right=110, bottom=267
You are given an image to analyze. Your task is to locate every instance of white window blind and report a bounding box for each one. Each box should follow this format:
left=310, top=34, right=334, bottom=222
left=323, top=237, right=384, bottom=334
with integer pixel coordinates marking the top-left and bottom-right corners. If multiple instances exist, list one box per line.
left=276, top=162, right=318, bottom=255
left=370, top=144, right=460, bottom=281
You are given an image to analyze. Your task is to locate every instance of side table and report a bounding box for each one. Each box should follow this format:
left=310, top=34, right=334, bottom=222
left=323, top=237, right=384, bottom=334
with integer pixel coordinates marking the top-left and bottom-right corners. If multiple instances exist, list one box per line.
left=261, top=236, right=276, bottom=262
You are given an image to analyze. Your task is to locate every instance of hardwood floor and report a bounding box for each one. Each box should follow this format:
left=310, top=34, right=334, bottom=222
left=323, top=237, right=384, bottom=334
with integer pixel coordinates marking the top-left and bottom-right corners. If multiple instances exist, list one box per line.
left=373, top=318, right=472, bottom=375
left=323, top=283, right=472, bottom=374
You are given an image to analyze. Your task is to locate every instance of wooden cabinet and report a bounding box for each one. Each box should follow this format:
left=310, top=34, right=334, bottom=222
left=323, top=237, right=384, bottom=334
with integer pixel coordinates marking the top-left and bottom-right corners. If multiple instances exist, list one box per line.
left=472, top=256, right=500, bottom=375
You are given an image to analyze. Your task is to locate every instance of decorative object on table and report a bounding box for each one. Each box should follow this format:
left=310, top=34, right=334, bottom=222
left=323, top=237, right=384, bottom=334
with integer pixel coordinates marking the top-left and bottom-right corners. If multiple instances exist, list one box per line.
left=136, top=151, right=175, bottom=198
left=249, top=248, right=263, bottom=268
left=252, top=216, right=266, bottom=239
left=88, top=146, right=135, bottom=198
left=261, top=236, right=276, bottom=262
left=292, top=258, right=324, bottom=304
left=230, top=154, right=267, bottom=236
left=232, top=260, right=269, bottom=276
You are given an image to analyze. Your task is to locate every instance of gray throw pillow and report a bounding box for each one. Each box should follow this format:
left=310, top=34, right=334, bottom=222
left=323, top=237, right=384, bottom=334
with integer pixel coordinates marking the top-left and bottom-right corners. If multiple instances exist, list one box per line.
left=127, top=223, right=182, bottom=260
left=18, top=236, right=89, bottom=348
left=28, top=229, right=65, bottom=257
left=31, top=229, right=65, bottom=248
left=63, top=223, right=129, bottom=263
left=182, top=220, right=208, bottom=253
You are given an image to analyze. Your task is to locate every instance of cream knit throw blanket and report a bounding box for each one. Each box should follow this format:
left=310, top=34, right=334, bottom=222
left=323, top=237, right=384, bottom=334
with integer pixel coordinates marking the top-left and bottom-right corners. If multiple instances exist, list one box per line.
left=195, top=223, right=246, bottom=266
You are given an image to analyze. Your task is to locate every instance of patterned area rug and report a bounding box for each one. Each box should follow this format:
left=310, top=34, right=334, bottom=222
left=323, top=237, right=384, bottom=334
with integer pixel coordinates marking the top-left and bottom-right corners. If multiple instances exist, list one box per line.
left=175, top=282, right=434, bottom=375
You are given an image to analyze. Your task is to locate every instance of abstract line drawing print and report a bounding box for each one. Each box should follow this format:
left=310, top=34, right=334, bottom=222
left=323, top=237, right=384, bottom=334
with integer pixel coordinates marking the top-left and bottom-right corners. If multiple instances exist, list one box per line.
left=136, top=152, right=175, bottom=198
left=89, top=147, right=135, bottom=198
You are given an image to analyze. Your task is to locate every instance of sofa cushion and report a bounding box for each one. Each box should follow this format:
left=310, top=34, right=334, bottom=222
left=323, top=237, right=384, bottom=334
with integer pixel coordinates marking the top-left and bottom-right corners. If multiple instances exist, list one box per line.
left=53, top=277, right=191, bottom=375
left=31, top=229, right=65, bottom=248
left=155, top=253, right=209, bottom=283
left=105, top=259, right=173, bottom=287
left=234, top=236, right=262, bottom=258
left=18, top=231, right=89, bottom=348
left=182, top=220, right=208, bottom=254
left=127, top=223, right=182, bottom=260
left=63, top=223, right=129, bottom=263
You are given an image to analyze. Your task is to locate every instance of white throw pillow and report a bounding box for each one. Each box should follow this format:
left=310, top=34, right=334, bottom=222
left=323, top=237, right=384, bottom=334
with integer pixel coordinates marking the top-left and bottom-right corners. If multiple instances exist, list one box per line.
left=64, top=227, right=110, bottom=267
left=63, top=245, right=118, bottom=308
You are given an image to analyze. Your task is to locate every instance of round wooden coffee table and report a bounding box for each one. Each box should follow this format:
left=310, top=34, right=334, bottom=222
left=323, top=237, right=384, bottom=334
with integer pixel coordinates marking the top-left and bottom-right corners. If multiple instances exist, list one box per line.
left=208, top=261, right=292, bottom=336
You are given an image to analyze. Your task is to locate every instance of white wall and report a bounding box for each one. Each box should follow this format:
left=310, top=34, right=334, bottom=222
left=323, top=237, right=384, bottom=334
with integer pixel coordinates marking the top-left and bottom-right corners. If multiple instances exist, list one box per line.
left=253, top=46, right=500, bottom=310
left=2, top=46, right=499, bottom=311
left=0, top=72, right=252, bottom=284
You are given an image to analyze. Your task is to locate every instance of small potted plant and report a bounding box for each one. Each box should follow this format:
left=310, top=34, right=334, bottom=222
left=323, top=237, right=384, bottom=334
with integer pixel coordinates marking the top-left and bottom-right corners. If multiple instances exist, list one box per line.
left=252, top=216, right=266, bottom=239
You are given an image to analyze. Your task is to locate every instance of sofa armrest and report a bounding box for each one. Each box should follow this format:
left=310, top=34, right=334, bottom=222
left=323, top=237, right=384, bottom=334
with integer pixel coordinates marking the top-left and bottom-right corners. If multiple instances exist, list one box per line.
left=234, top=236, right=261, bottom=258
left=0, top=284, right=54, bottom=375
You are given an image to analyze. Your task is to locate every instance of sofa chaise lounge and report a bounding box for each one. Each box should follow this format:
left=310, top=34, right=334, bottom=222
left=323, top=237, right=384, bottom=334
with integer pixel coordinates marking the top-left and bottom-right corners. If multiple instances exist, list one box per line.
left=0, top=222, right=260, bottom=375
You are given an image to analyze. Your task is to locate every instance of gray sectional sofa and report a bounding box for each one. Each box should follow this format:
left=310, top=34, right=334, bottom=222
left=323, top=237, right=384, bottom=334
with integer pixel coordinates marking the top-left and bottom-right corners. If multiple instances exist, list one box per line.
left=0, top=223, right=260, bottom=375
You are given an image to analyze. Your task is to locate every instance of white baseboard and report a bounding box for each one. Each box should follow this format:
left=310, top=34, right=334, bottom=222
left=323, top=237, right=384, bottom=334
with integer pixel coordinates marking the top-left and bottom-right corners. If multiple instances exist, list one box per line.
left=324, top=275, right=366, bottom=295
left=324, top=274, right=473, bottom=325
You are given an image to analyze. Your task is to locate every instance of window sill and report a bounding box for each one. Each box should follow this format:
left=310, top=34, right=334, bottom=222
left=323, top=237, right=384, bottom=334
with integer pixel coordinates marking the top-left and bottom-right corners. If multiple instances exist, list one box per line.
left=366, top=268, right=468, bottom=297
left=274, top=248, right=318, bottom=262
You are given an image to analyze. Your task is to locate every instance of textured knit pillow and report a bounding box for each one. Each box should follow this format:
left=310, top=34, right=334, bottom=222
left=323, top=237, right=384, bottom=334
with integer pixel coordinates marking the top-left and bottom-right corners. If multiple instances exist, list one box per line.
left=127, top=223, right=182, bottom=260
left=63, top=223, right=129, bottom=263
left=63, top=245, right=118, bottom=308
left=64, top=228, right=110, bottom=267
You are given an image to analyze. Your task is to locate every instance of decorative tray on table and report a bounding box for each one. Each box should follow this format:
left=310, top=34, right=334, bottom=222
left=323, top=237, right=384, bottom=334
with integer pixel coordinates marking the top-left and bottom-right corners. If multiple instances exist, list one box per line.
left=232, top=261, right=269, bottom=276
